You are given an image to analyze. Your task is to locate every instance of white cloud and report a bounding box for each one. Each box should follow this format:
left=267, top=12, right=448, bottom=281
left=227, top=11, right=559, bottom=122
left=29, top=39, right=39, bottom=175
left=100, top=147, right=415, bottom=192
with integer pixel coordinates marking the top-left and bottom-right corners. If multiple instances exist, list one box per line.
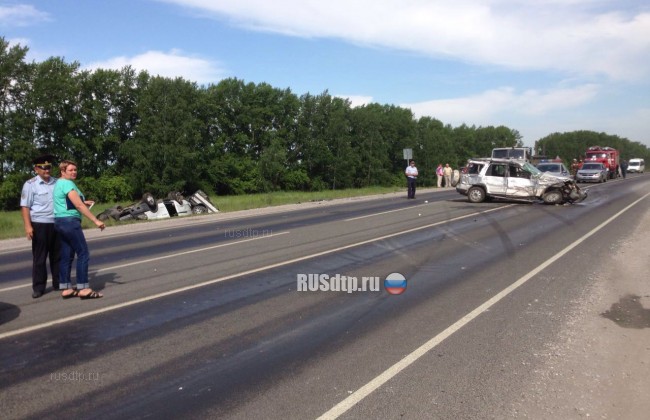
left=156, top=0, right=650, bottom=146
left=83, top=50, right=228, bottom=85
left=0, top=4, right=49, bottom=26
left=6, top=37, right=31, bottom=48
left=160, top=0, right=650, bottom=81
left=402, top=84, right=599, bottom=121
left=400, top=84, right=609, bottom=144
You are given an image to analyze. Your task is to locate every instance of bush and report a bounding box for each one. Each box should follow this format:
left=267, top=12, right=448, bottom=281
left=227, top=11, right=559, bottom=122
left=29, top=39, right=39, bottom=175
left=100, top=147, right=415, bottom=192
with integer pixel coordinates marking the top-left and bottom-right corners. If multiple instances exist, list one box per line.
left=309, top=177, right=328, bottom=191
left=0, top=173, right=31, bottom=210
left=390, top=173, right=407, bottom=187
left=98, top=176, right=134, bottom=202
left=76, top=175, right=134, bottom=203
left=282, top=169, right=310, bottom=191
left=0, top=173, right=134, bottom=210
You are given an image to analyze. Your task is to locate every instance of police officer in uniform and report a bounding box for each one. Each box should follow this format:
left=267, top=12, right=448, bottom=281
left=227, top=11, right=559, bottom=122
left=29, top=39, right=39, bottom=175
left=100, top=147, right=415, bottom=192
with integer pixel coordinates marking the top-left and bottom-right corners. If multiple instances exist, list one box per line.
left=405, top=160, right=418, bottom=199
left=20, top=154, right=60, bottom=298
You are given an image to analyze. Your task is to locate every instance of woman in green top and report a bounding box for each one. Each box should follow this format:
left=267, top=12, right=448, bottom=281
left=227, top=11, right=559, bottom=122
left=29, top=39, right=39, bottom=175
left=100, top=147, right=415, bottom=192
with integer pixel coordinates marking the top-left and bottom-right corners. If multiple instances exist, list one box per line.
left=53, top=160, right=105, bottom=299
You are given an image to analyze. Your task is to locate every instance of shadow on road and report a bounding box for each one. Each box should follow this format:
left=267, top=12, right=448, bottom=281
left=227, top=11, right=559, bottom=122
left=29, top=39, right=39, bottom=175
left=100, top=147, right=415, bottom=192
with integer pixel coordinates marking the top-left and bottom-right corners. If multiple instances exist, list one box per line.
left=0, top=302, right=21, bottom=325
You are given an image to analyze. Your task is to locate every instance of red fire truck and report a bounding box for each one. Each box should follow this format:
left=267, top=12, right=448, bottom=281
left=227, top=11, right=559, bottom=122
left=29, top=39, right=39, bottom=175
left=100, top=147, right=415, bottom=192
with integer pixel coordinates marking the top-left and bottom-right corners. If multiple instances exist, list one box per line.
left=584, top=146, right=619, bottom=179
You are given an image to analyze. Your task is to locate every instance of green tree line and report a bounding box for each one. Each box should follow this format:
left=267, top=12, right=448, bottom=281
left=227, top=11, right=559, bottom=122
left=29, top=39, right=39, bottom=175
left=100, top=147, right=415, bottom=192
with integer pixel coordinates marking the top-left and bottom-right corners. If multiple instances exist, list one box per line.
left=1, top=38, right=648, bottom=210
left=535, top=131, right=650, bottom=164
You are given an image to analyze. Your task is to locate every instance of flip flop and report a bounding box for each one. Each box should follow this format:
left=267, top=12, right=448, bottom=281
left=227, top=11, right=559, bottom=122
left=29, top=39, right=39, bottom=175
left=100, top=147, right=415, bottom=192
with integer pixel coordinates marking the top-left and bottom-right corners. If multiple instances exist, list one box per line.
left=61, top=289, right=79, bottom=299
left=79, top=290, right=103, bottom=300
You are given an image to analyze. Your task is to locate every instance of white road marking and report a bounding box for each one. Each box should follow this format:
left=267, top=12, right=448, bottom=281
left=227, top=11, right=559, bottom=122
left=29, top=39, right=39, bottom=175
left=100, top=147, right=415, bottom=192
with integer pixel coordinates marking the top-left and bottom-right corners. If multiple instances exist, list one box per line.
left=316, top=191, right=649, bottom=420
left=344, top=203, right=428, bottom=221
left=0, top=207, right=506, bottom=339
left=0, top=232, right=290, bottom=293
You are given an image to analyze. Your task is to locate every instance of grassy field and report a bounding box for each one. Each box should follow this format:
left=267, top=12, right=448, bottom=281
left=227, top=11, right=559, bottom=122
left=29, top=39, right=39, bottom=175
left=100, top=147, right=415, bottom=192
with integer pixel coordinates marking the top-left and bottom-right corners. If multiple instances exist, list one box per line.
left=1, top=186, right=403, bottom=240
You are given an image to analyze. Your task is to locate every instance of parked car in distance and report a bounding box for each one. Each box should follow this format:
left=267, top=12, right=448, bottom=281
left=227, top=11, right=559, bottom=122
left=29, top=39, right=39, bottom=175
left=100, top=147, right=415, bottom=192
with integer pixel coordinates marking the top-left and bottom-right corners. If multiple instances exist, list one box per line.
left=456, top=158, right=587, bottom=204
left=627, top=158, right=645, bottom=173
left=535, top=161, right=570, bottom=178
left=575, top=162, right=608, bottom=183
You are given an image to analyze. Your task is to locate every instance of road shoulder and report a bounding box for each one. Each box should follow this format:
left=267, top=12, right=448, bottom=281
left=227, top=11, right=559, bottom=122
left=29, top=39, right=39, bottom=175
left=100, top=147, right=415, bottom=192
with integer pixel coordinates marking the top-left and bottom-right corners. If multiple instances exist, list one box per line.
left=510, top=206, right=650, bottom=418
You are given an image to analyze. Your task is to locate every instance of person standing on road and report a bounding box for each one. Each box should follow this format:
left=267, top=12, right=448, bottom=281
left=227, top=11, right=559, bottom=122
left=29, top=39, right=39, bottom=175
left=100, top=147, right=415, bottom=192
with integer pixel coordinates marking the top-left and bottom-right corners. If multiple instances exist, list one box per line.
left=405, top=160, right=418, bottom=199
left=20, top=154, right=60, bottom=298
left=436, top=163, right=444, bottom=188
left=443, top=163, right=453, bottom=188
left=570, top=159, right=580, bottom=178
left=53, top=160, right=106, bottom=299
left=620, top=159, right=628, bottom=179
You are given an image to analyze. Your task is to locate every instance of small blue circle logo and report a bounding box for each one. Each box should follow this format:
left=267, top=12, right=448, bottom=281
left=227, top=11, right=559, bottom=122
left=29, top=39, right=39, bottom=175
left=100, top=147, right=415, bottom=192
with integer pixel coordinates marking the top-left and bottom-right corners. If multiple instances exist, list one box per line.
left=384, top=272, right=407, bottom=295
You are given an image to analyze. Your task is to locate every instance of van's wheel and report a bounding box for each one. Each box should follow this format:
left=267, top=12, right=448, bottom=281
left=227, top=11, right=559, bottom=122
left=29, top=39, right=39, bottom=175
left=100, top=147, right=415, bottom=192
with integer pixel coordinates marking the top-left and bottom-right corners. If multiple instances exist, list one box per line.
left=542, top=190, right=563, bottom=204
left=467, top=186, right=486, bottom=203
left=142, top=193, right=156, bottom=210
left=192, top=204, right=208, bottom=214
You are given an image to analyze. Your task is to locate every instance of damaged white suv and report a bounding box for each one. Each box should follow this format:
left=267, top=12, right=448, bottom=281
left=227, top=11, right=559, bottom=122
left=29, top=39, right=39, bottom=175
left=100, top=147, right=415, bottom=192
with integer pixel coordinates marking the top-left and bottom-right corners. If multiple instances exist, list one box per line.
left=456, top=158, right=587, bottom=204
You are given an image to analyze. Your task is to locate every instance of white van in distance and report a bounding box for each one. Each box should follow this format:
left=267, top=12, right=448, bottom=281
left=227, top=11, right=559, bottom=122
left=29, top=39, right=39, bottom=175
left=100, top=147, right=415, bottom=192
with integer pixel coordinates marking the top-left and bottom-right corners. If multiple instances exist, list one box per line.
left=627, top=158, right=645, bottom=173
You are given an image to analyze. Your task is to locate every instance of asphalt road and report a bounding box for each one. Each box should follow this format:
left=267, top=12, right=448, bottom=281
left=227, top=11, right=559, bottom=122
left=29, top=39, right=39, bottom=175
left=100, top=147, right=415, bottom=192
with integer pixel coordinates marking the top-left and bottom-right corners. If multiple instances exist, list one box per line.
left=1, top=174, right=648, bottom=419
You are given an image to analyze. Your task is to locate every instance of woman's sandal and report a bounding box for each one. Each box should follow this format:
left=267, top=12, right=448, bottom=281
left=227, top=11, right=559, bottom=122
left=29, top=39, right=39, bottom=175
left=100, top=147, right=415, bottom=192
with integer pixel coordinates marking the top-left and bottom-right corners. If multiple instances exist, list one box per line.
left=61, top=289, right=79, bottom=299
left=79, top=289, right=103, bottom=300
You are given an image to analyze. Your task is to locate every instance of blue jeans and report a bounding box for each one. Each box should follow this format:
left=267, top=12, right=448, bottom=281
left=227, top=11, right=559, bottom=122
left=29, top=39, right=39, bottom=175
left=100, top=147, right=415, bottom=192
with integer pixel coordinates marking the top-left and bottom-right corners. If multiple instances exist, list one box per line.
left=54, top=217, right=90, bottom=290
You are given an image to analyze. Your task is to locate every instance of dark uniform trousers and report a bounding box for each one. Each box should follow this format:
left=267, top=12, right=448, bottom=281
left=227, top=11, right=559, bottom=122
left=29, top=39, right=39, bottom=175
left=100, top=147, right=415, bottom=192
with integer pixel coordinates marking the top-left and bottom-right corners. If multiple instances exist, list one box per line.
left=407, top=177, right=417, bottom=199
left=31, top=222, right=61, bottom=292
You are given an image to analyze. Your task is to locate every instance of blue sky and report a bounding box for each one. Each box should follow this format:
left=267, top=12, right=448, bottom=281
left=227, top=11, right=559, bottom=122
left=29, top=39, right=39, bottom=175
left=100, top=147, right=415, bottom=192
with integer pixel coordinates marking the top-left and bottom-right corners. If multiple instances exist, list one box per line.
left=2, top=0, right=649, bottom=148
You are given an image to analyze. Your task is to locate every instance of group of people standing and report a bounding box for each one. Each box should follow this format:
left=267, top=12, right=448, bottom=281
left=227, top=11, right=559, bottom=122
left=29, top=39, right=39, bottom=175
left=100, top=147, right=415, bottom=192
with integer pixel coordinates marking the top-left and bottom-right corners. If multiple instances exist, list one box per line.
left=20, top=155, right=105, bottom=299
left=404, top=161, right=454, bottom=199
left=436, top=163, right=454, bottom=188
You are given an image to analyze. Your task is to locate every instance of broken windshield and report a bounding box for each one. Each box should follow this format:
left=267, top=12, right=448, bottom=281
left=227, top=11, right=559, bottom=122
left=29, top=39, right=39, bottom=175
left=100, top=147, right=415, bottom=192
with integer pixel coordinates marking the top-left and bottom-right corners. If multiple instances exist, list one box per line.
left=522, top=162, right=542, bottom=175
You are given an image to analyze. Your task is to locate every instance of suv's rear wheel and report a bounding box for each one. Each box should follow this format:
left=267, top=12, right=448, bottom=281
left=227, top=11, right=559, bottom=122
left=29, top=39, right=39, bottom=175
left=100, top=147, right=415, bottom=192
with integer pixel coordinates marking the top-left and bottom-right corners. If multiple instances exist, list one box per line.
left=542, top=190, right=563, bottom=204
left=467, top=186, right=486, bottom=203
